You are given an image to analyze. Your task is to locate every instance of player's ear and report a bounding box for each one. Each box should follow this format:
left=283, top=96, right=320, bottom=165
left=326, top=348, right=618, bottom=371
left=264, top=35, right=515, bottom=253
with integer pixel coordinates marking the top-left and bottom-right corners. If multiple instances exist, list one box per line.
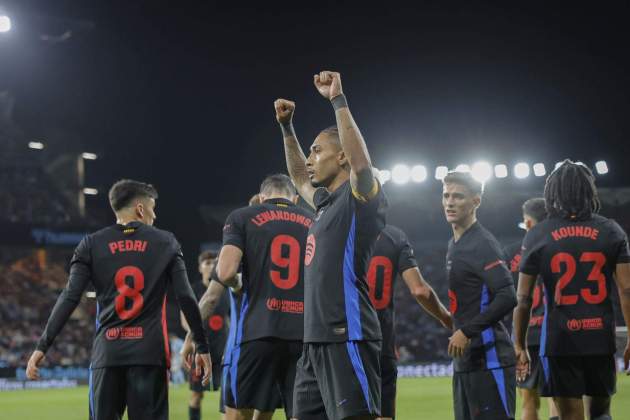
left=472, top=194, right=481, bottom=209
left=135, top=201, right=145, bottom=220
left=337, top=150, right=348, bottom=167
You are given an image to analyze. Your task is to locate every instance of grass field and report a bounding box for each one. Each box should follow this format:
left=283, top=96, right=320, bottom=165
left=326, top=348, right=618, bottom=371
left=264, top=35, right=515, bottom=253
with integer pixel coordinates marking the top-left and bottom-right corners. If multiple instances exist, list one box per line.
left=1, top=375, right=629, bottom=419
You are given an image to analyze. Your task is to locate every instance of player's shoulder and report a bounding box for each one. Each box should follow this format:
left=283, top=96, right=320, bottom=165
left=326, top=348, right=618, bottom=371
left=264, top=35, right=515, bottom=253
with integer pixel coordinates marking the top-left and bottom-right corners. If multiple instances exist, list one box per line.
left=226, top=204, right=255, bottom=222
left=380, top=224, right=407, bottom=244
left=474, top=223, right=506, bottom=256
left=593, top=214, right=626, bottom=237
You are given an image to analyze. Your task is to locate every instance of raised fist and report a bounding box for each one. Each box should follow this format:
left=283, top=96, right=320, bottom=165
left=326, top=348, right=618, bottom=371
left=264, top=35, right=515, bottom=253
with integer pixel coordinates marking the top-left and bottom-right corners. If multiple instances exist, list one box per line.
left=314, top=71, right=343, bottom=100
left=274, top=99, right=295, bottom=124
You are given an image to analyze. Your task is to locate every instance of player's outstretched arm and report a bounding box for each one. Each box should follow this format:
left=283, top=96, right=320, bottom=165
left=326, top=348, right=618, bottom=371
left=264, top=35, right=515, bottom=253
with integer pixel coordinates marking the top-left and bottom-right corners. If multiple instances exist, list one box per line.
left=215, top=244, right=243, bottom=289
left=614, top=263, right=630, bottom=374
left=199, top=278, right=228, bottom=322
left=513, top=272, right=537, bottom=381
left=314, top=71, right=375, bottom=199
left=27, top=241, right=92, bottom=380
left=402, top=267, right=452, bottom=330
left=274, top=98, right=316, bottom=208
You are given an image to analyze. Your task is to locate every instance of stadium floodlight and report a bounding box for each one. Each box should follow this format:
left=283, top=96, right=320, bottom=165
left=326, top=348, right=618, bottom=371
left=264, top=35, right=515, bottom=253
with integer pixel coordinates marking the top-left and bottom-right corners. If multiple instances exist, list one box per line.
left=378, top=169, right=391, bottom=184
left=455, top=164, right=471, bottom=173
left=471, top=161, right=492, bottom=183
left=0, top=16, right=11, bottom=33
left=533, top=163, right=546, bottom=177
left=435, top=166, right=448, bottom=180
left=410, top=165, right=427, bottom=183
left=391, top=164, right=411, bottom=184
left=81, top=152, right=98, bottom=160
left=83, top=187, right=98, bottom=195
left=514, top=162, right=530, bottom=179
left=28, top=141, right=45, bottom=150
left=595, top=160, right=608, bottom=175
left=494, top=164, right=508, bottom=178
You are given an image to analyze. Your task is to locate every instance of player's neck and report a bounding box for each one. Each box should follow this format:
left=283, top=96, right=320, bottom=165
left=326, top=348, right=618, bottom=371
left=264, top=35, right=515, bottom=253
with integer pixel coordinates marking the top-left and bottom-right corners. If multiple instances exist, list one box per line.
left=115, top=213, right=144, bottom=226
left=326, top=171, right=350, bottom=193
left=451, top=215, right=477, bottom=242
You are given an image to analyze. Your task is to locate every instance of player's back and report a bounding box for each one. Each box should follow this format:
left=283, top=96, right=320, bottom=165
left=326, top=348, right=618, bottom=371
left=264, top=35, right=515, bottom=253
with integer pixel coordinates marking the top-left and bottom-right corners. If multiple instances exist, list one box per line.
left=85, top=221, right=182, bottom=367
left=223, top=198, right=313, bottom=343
left=521, top=214, right=628, bottom=356
left=367, top=224, right=417, bottom=357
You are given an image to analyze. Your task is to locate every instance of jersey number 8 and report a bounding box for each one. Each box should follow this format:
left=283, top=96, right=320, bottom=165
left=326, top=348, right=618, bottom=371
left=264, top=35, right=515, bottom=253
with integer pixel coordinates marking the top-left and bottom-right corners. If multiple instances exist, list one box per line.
left=114, top=265, right=145, bottom=320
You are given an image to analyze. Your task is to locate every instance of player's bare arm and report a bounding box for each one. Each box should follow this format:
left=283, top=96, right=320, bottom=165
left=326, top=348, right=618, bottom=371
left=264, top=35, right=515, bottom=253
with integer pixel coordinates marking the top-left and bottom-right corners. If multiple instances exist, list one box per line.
left=314, top=70, right=375, bottom=198
left=401, top=267, right=452, bottom=330
left=275, top=98, right=316, bottom=207
left=216, top=244, right=243, bottom=289
left=513, top=272, right=537, bottom=381
left=614, top=262, right=630, bottom=374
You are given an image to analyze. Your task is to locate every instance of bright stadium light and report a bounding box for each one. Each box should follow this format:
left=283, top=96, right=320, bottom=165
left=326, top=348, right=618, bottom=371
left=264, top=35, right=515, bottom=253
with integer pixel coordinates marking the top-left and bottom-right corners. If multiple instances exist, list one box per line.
left=514, top=162, right=530, bottom=179
left=494, top=164, right=508, bottom=178
left=83, top=187, right=98, bottom=195
left=378, top=169, right=391, bottom=184
left=391, top=164, right=411, bottom=184
left=435, top=166, right=448, bottom=180
left=533, top=163, right=546, bottom=177
left=28, top=141, right=44, bottom=150
left=81, top=152, right=98, bottom=160
left=471, top=161, right=492, bottom=183
left=595, top=161, right=608, bottom=175
left=455, top=164, right=471, bottom=173
left=0, top=16, right=11, bottom=33
left=410, top=165, right=427, bottom=183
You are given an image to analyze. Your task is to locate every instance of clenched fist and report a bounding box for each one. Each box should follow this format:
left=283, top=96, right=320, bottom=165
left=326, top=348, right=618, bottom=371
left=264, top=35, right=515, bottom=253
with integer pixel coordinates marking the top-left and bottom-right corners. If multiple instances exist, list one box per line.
left=314, top=71, right=343, bottom=100
left=274, top=99, right=295, bottom=125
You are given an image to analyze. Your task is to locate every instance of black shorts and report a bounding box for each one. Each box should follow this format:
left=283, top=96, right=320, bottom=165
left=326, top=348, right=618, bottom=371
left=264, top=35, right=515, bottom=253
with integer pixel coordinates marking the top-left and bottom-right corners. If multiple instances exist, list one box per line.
left=89, top=365, right=168, bottom=420
left=540, top=354, right=617, bottom=398
left=293, top=341, right=381, bottom=420
left=453, top=366, right=516, bottom=420
left=381, top=356, right=398, bottom=418
left=223, top=338, right=301, bottom=415
left=189, top=353, right=222, bottom=392
left=517, top=346, right=544, bottom=391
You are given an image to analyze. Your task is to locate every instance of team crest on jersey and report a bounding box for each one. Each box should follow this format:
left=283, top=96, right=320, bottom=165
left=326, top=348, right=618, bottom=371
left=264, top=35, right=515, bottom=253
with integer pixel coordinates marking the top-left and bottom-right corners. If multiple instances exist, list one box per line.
left=305, top=234, right=316, bottom=266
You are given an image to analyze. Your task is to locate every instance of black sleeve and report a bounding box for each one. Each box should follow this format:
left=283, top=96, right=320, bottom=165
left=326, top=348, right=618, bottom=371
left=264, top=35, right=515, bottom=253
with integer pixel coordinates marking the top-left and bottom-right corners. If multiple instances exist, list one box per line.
left=520, top=226, right=543, bottom=275
left=460, top=239, right=517, bottom=338
left=36, top=237, right=92, bottom=353
left=397, top=229, right=418, bottom=273
left=353, top=180, right=388, bottom=238
left=611, top=220, right=630, bottom=264
left=169, top=241, right=209, bottom=354
left=222, top=209, right=246, bottom=250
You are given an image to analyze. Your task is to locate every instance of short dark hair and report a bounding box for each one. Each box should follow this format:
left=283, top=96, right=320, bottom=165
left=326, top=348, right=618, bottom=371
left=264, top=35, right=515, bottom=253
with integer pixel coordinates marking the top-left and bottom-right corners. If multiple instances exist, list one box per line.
left=544, top=159, right=601, bottom=220
left=108, top=179, right=158, bottom=212
left=442, top=171, right=484, bottom=195
left=522, top=197, right=547, bottom=223
left=259, top=174, right=296, bottom=198
left=318, top=125, right=341, bottom=147
left=198, top=250, right=217, bottom=265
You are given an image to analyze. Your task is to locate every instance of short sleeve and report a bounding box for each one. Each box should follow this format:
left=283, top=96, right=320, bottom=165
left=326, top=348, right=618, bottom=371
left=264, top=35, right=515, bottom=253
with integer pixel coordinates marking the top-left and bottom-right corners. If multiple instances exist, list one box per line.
left=353, top=180, right=388, bottom=235
left=397, top=229, right=418, bottom=272
left=478, top=238, right=513, bottom=292
left=519, top=226, right=543, bottom=276
left=610, top=220, right=630, bottom=264
left=222, top=209, right=246, bottom=250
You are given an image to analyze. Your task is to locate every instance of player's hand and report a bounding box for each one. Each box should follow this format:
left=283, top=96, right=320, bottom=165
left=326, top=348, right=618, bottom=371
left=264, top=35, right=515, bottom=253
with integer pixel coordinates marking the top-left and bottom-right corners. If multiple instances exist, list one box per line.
left=26, top=350, right=45, bottom=380
left=624, top=339, right=630, bottom=375
left=314, top=71, right=343, bottom=100
left=514, top=346, right=531, bottom=382
left=448, top=329, right=470, bottom=358
left=274, top=99, right=295, bottom=125
left=180, top=334, right=194, bottom=371
left=195, top=352, right=212, bottom=386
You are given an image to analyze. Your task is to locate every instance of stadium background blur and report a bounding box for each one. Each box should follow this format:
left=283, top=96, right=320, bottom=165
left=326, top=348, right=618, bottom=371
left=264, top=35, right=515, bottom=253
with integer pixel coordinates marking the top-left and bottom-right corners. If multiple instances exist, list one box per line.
left=1, top=1, right=629, bottom=418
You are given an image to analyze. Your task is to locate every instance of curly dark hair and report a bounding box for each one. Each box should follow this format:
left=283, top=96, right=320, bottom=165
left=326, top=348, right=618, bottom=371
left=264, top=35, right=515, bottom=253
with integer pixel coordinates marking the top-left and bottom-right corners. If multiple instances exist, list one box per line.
left=543, top=159, right=600, bottom=221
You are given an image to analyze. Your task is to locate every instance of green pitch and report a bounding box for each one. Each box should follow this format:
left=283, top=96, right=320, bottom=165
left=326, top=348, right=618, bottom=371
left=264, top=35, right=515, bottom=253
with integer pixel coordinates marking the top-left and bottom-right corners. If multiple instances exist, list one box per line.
left=1, top=375, right=629, bottom=419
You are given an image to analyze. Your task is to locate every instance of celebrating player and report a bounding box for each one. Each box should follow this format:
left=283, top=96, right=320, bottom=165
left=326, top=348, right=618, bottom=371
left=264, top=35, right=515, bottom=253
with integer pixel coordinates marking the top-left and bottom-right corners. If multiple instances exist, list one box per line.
left=514, top=160, right=630, bottom=420
left=276, top=70, right=387, bottom=420
left=442, top=171, right=517, bottom=420
left=26, top=179, right=211, bottom=420
left=366, top=224, right=452, bottom=420
left=181, top=250, right=230, bottom=420
left=505, top=198, right=558, bottom=420
left=209, top=174, right=313, bottom=420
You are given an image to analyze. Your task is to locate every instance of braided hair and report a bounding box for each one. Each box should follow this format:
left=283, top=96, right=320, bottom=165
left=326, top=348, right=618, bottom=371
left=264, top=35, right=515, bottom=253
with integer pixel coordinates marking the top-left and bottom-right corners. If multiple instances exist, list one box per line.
left=543, top=159, right=601, bottom=221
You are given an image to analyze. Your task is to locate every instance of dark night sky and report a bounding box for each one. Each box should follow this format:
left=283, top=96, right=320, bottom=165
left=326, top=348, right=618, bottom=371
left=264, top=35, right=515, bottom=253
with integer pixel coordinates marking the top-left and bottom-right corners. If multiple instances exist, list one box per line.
left=1, top=1, right=628, bottom=248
